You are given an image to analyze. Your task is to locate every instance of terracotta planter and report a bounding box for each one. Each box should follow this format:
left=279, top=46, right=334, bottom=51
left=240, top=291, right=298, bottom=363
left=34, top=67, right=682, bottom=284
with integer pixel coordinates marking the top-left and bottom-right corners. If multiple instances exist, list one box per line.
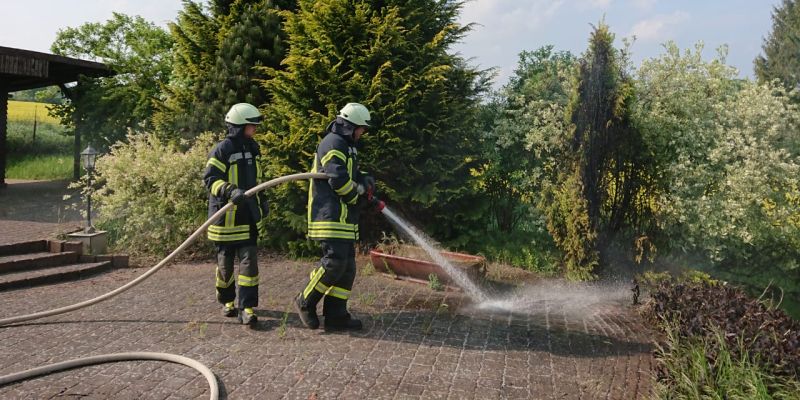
left=369, top=245, right=486, bottom=289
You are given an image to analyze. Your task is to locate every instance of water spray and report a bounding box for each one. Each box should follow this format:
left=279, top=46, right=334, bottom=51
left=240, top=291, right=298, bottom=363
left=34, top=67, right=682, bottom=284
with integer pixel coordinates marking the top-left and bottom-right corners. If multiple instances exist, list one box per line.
left=375, top=200, right=629, bottom=314
left=377, top=205, right=489, bottom=302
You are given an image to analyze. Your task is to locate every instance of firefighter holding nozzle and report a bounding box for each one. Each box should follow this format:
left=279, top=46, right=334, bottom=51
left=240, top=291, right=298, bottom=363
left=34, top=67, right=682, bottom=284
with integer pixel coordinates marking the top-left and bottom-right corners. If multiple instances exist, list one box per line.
left=295, top=102, right=384, bottom=331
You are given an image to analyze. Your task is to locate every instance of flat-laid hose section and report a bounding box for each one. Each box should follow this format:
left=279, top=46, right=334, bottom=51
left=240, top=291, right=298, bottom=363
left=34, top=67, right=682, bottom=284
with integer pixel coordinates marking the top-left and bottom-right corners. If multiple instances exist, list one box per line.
left=0, top=353, right=220, bottom=400
left=0, top=172, right=328, bottom=399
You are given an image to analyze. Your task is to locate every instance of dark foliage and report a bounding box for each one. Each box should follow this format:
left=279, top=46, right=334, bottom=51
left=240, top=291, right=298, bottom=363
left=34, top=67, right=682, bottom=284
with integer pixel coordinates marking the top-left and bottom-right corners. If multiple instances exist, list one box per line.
left=755, top=0, right=800, bottom=100
left=645, top=279, right=800, bottom=378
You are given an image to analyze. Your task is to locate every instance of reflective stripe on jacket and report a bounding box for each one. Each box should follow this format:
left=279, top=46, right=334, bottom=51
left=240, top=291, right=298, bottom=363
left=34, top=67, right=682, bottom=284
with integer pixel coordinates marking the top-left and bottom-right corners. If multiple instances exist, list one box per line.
left=203, top=127, right=267, bottom=244
left=308, top=129, right=364, bottom=241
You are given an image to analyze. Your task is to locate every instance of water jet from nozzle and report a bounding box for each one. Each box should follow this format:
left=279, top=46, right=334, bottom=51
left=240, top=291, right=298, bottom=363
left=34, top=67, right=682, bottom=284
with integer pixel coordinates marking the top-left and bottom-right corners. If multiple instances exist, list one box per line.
left=379, top=206, right=488, bottom=302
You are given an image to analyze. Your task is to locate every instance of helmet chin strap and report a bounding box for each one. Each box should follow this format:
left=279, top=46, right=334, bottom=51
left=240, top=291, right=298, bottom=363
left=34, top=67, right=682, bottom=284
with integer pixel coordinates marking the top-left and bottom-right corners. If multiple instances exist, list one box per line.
left=225, top=123, right=247, bottom=138
left=330, top=117, right=356, bottom=137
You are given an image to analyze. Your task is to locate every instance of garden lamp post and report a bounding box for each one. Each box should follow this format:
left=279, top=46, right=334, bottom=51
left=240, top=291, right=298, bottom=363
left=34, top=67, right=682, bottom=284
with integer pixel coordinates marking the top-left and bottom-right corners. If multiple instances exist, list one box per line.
left=80, top=145, right=99, bottom=233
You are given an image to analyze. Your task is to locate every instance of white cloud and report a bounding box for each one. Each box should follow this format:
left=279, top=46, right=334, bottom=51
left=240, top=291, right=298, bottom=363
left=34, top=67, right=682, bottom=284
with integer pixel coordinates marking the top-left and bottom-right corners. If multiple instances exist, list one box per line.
left=456, top=1, right=566, bottom=86
left=586, top=0, right=612, bottom=8
left=458, top=0, right=564, bottom=32
left=630, top=0, right=657, bottom=11
left=629, top=11, right=690, bottom=42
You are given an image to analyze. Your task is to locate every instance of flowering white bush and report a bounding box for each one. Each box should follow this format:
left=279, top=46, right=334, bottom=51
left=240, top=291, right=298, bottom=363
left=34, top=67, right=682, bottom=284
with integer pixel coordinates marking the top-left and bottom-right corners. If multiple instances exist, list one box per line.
left=634, top=43, right=800, bottom=271
left=91, top=132, right=218, bottom=258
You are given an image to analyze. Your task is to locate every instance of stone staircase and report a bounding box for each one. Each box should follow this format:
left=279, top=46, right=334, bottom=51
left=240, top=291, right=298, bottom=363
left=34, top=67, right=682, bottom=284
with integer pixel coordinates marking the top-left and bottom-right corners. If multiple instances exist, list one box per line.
left=0, top=240, right=127, bottom=291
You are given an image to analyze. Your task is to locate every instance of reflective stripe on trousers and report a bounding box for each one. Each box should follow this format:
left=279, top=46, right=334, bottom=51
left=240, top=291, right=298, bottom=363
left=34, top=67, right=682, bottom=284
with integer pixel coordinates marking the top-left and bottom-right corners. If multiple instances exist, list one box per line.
left=215, top=244, right=259, bottom=308
left=301, top=240, right=356, bottom=318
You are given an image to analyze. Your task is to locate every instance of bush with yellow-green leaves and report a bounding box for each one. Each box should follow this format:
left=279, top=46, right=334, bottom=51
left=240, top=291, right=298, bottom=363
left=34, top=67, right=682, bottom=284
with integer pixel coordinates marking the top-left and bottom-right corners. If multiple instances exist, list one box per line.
left=76, top=133, right=217, bottom=259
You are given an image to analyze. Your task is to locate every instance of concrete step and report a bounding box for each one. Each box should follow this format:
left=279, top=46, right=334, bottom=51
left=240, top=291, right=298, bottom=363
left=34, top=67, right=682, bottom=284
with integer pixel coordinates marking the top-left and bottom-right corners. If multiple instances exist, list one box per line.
left=0, top=240, right=48, bottom=257
left=0, top=251, right=81, bottom=274
left=0, top=261, right=114, bottom=291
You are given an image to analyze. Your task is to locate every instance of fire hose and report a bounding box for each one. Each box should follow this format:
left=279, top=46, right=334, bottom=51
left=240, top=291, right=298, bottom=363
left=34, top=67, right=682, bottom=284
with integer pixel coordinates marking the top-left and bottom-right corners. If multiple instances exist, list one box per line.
left=0, top=172, right=328, bottom=399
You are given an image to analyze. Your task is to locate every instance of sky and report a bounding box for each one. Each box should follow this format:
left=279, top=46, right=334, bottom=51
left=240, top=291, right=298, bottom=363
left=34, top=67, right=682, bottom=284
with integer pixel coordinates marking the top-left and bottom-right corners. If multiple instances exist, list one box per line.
left=0, top=0, right=782, bottom=90
left=453, top=0, right=782, bottom=88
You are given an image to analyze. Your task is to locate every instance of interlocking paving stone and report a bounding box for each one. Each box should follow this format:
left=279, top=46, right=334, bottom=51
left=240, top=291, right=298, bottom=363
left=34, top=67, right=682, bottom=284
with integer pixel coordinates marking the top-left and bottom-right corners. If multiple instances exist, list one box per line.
left=0, top=254, right=655, bottom=399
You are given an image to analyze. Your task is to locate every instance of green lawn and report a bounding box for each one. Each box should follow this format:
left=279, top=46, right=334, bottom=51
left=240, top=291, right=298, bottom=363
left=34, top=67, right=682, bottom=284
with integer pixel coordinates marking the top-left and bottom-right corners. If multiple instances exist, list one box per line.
left=6, top=154, right=74, bottom=180
left=6, top=101, right=74, bottom=180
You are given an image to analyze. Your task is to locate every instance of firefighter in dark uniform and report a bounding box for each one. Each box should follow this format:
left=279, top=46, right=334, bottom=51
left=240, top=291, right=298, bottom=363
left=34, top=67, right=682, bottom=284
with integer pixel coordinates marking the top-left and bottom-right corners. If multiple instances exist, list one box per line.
left=294, top=102, right=383, bottom=331
left=203, top=103, right=269, bottom=327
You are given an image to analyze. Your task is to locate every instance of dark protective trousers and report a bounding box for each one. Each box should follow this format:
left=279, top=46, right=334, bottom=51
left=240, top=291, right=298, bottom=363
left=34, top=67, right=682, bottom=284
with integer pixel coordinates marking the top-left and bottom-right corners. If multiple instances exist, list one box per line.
left=215, top=245, right=259, bottom=309
left=301, top=240, right=356, bottom=318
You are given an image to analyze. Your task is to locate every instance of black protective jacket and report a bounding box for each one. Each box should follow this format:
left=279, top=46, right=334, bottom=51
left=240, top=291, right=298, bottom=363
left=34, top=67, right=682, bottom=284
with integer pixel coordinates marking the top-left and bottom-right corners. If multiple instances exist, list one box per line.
left=203, top=125, right=268, bottom=245
left=307, top=118, right=366, bottom=241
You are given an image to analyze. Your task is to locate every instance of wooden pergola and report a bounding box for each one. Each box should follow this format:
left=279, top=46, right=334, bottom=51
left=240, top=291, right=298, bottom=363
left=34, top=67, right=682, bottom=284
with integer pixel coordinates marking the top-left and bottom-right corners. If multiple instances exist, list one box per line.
left=0, top=46, right=114, bottom=187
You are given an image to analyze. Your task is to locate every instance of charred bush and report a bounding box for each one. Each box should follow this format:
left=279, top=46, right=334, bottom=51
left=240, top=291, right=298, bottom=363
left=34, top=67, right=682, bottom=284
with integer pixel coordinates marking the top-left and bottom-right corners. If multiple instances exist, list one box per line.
left=644, top=279, right=799, bottom=379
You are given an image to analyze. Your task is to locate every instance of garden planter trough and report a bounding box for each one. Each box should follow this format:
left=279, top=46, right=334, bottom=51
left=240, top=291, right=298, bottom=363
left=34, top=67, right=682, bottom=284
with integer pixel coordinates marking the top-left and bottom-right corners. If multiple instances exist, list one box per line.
left=369, top=245, right=486, bottom=290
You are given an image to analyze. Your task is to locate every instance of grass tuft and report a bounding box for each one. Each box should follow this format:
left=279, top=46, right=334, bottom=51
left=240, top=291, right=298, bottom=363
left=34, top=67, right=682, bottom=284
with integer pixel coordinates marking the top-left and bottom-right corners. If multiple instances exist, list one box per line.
left=655, top=322, right=800, bottom=399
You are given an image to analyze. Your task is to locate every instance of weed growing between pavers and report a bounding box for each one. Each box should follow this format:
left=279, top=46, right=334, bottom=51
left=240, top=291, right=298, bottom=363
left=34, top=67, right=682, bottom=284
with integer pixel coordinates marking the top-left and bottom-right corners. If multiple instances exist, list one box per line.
left=360, top=261, right=375, bottom=277
left=422, top=299, right=450, bottom=335
left=278, top=310, right=290, bottom=338
left=428, top=273, right=444, bottom=291
left=184, top=321, right=208, bottom=339
left=357, top=292, right=377, bottom=307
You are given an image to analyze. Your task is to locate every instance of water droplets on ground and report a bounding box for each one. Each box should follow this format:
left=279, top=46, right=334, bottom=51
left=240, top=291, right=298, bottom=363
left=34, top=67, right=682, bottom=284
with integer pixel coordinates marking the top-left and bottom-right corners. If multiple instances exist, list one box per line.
left=380, top=206, right=632, bottom=317
left=475, top=279, right=632, bottom=317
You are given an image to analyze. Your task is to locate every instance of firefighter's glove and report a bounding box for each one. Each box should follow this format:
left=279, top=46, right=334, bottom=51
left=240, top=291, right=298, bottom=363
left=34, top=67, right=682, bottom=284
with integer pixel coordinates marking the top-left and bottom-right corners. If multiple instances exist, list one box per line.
left=220, top=182, right=236, bottom=198
left=363, top=175, right=376, bottom=194
left=260, top=198, right=270, bottom=218
left=220, top=183, right=245, bottom=205
left=229, top=188, right=246, bottom=206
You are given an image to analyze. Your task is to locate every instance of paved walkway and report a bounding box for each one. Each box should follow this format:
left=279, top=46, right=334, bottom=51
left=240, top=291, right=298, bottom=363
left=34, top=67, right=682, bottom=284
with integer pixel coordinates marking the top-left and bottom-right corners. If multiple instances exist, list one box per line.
left=0, top=219, right=79, bottom=245
left=0, top=179, right=82, bottom=224
left=0, top=254, right=654, bottom=399
left=0, top=179, right=82, bottom=243
left=0, top=179, right=655, bottom=399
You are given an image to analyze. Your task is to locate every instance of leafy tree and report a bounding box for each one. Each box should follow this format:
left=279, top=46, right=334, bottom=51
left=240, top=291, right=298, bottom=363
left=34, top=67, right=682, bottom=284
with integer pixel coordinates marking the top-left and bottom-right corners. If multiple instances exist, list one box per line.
left=50, top=13, right=174, bottom=147
left=10, top=87, right=65, bottom=104
left=476, top=46, right=575, bottom=234
left=755, top=0, right=800, bottom=98
left=258, top=0, right=489, bottom=252
left=155, top=0, right=295, bottom=137
left=153, top=1, right=221, bottom=135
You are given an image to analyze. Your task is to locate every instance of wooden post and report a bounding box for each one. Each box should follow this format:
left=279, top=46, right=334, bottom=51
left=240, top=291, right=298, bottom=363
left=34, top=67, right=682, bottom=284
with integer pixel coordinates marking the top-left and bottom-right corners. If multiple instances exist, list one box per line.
left=0, top=87, right=7, bottom=188
left=32, top=106, right=37, bottom=144
left=58, top=83, right=81, bottom=181
left=73, top=128, right=81, bottom=181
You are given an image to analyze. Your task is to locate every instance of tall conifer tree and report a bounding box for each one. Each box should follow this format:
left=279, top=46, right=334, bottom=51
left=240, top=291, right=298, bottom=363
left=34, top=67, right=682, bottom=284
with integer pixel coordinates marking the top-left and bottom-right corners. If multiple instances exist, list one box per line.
left=259, top=0, right=489, bottom=250
left=155, top=0, right=295, bottom=137
left=545, top=23, right=650, bottom=279
left=153, top=1, right=220, bottom=135
left=755, top=0, right=800, bottom=97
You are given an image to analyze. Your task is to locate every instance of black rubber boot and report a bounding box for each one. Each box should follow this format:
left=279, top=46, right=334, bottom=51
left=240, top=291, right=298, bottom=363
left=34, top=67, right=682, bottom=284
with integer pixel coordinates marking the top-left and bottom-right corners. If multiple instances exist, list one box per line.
left=238, top=307, right=257, bottom=327
left=222, top=302, right=237, bottom=317
left=294, top=293, right=320, bottom=329
left=324, top=313, right=362, bottom=332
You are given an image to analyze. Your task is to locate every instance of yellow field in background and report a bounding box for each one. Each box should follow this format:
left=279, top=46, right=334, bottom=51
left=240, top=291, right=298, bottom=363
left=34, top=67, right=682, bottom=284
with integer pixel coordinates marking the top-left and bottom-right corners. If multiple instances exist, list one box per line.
left=8, top=100, right=61, bottom=124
